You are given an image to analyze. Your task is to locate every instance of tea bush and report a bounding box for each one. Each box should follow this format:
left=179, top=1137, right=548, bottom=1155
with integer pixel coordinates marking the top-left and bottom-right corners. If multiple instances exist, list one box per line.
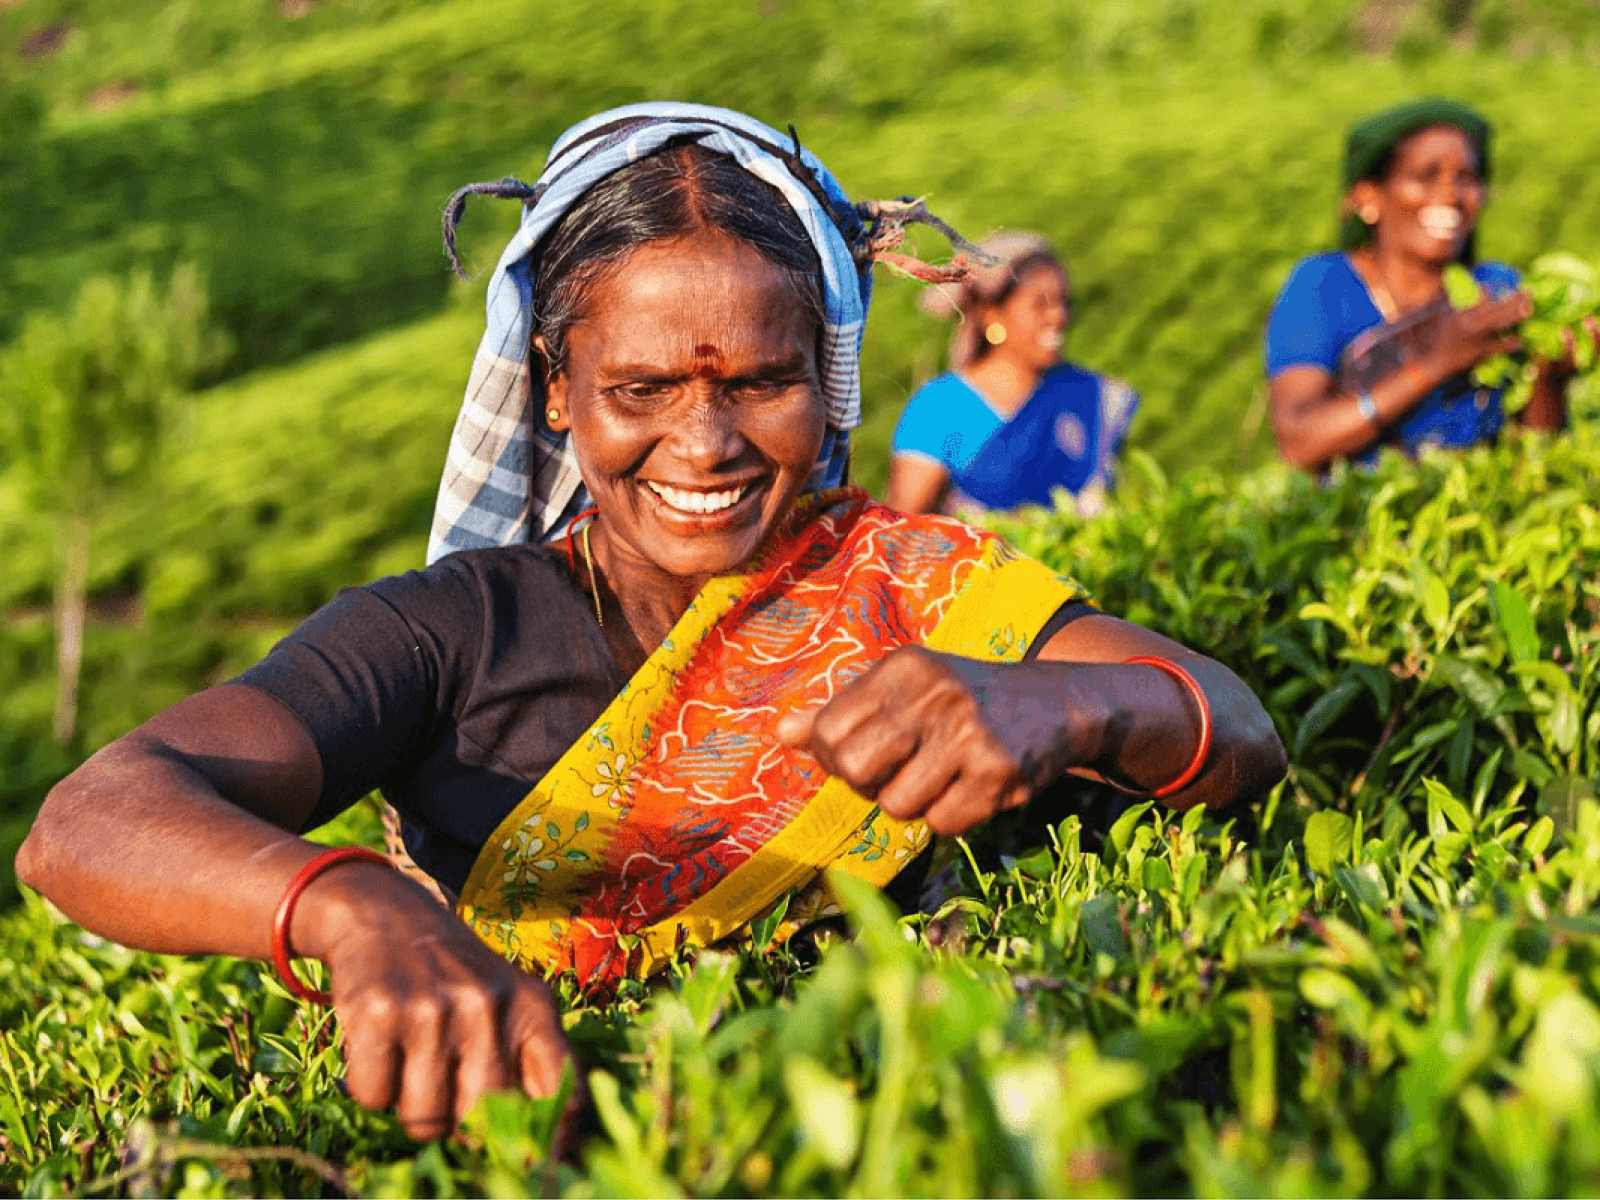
left=4, top=429, right=1599, bottom=1197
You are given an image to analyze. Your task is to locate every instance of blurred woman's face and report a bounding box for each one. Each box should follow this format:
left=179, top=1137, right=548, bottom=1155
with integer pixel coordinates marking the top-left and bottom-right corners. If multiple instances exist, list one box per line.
left=546, top=231, right=826, bottom=591
left=987, top=261, right=1070, bottom=372
left=1361, top=124, right=1484, bottom=265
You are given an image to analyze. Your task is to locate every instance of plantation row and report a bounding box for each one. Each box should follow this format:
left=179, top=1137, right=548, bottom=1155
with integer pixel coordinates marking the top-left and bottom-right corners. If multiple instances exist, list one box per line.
left=3, top=431, right=1599, bottom=1196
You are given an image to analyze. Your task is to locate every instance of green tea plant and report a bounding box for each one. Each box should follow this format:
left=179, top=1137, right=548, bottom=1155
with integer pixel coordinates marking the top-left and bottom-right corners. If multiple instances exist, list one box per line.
left=1446, top=255, right=1600, bottom=418
left=4, top=429, right=1600, bottom=1196
left=990, top=432, right=1600, bottom=844
left=8, top=784, right=1600, bottom=1196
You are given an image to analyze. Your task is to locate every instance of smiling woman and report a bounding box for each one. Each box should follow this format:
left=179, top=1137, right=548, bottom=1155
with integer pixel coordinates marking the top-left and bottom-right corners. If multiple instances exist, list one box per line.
left=887, top=232, right=1139, bottom=519
left=16, top=103, right=1285, bottom=1146
left=1265, top=97, right=1574, bottom=474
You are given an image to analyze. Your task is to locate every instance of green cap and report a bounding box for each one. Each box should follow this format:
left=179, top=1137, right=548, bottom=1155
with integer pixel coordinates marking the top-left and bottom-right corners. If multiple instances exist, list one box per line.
left=1344, top=96, right=1492, bottom=187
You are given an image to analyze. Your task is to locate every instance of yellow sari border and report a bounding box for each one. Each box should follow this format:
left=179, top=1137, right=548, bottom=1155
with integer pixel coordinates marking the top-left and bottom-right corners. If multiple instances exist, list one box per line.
left=456, top=493, right=1087, bottom=986
left=625, top=553, right=1082, bottom=967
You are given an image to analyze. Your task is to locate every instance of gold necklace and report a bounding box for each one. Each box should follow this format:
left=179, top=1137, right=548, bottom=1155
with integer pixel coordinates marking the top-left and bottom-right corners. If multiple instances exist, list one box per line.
left=580, top=519, right=604, bottom=628
left=1351, top=253, right=1400, bottom=322
left=1366, top=275, right=1400, bottom=322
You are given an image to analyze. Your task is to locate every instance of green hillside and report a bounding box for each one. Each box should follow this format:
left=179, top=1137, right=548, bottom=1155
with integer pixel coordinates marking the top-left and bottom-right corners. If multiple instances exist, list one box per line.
left=5, top=0, right=1600, bottom=478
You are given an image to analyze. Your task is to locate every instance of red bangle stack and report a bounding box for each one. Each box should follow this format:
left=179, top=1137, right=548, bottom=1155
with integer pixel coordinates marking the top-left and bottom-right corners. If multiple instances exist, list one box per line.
left=271, top=845, right=392, bottom=1004
left=1124, top=656, right=1214, bottom=799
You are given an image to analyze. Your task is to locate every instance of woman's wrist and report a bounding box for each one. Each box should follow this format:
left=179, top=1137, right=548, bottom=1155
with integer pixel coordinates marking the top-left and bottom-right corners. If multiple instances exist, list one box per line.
left=1357, top=361, right=1434, bottom=430
left=287, top=852, right=415, bottom=965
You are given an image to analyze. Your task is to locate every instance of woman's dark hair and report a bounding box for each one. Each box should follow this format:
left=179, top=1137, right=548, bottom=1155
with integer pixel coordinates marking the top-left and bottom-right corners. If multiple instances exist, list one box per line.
left=972, top=251, right=1060, bottom=308
left=532, top=140, right=825, bottom=376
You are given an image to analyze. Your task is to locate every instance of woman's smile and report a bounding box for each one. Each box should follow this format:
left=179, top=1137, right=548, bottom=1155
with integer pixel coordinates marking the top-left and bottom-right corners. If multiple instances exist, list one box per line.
left=1417, top=204, right=1463, bottom=242
left=643, top=479, right=759, bottom=517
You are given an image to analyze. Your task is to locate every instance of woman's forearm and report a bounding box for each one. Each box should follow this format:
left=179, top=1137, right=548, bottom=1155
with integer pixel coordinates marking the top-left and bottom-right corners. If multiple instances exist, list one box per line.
left=1519, top=363, right=1569, bottom=432
left=973, top=656, right=1285, bottom=812
left=14, top=684, right=403, bottom=966
left=1272, top=362, right=1440, bottom=472
left=17, top=736, right=368, bottom=960
left=1028, top=612, right=1284, bottom=810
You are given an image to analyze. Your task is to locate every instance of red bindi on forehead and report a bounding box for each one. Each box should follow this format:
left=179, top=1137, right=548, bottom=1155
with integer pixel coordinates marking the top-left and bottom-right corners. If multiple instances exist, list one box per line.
left=692, top=342, right=725, bottom=378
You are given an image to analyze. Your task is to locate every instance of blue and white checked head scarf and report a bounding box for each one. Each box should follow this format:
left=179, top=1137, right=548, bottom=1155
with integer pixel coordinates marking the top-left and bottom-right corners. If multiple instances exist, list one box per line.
left=426, top=103, right=875, bottom=564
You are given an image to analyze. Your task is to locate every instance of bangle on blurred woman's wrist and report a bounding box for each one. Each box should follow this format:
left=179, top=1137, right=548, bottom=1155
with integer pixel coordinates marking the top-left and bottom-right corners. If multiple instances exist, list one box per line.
left=272, top=846, right=393, bottom=1004
left=1355, top=391, right=1379, bottom=428
left=1124, top=656, right=1213, bottom=799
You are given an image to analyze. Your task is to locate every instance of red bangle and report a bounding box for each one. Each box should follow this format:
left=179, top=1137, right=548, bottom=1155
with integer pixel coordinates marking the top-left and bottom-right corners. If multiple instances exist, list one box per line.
left=271, top=846, right=392, bottom=1004
left=1125, top=656, right=1213, bottom=799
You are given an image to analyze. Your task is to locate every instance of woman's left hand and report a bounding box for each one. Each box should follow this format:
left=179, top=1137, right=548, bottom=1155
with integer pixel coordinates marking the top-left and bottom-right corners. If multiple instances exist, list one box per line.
left=774, top=646, right=1091, bottom=836
left=776, top=614, right=1288, bottom=829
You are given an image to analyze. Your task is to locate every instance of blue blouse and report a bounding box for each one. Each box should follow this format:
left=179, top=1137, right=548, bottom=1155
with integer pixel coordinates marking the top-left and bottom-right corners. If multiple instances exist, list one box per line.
left=1265, top=252, right=1519, bottom=467
left=892, top=364, right=1138, bottom=515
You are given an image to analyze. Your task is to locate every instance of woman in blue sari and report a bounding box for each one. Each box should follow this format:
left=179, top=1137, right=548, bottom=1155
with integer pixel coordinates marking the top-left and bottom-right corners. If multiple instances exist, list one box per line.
left=1266, top=98, right=1571, bottom=474
left=888, top=233, right=1137, bottom=517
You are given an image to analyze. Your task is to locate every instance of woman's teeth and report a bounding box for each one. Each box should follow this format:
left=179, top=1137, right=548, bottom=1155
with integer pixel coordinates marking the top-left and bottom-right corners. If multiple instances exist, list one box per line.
left=646, top=482, right=749, bottom=514
left=1419, top=206, right=1464, bottom=240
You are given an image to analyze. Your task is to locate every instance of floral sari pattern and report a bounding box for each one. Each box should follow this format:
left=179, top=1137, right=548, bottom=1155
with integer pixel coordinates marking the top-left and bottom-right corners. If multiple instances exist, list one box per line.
left=457, top=489, right=1086, bottom=988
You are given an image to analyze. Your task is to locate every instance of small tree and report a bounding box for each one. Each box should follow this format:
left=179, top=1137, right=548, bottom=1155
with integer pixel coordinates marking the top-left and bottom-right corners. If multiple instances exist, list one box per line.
left=0, top=265, right=226, bottom=743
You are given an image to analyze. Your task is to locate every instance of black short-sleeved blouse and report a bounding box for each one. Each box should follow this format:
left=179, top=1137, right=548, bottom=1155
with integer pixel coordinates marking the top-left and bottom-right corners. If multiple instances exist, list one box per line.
left=235, top=544, right=1092, bottom=896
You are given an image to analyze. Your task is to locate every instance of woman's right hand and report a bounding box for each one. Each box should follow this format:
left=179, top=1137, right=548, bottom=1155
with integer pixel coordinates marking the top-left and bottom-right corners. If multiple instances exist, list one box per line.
left=1423, top=290, right=1529, bottom=379
left=16, top=684, right=582, bottom=1146
left=304, top=864, right=579, bottom=1142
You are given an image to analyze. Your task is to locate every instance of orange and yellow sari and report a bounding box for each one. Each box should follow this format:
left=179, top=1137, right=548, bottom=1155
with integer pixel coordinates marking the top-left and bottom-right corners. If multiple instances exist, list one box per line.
left=456, top=489, right=1086, bottom=988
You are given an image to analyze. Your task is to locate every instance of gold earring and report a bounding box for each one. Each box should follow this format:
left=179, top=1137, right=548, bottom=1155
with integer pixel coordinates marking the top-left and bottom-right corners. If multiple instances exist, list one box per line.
left=547, top=407, right=562, bottom=424
left=984, top=322, right=1007, bottom=346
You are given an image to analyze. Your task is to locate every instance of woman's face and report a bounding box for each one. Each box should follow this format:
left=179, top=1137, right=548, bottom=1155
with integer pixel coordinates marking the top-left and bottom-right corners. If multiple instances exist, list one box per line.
left=1359, top=124, right=1484, bottom=264
left=987, top=261, right=1070, bottom=372
left=546, top=232, right=826, bottom=590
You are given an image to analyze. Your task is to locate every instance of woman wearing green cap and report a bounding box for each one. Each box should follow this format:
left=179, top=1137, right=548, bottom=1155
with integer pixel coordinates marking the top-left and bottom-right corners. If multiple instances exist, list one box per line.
left=1265, top=97, right=1571, bottom=474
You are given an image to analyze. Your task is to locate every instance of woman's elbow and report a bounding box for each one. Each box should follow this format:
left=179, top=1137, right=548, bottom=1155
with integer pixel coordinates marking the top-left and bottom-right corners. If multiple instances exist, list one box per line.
left=1272, top=420, right=1331, bottom=474
left=1278, top=443, right=1328, bottom=475
left=1226, top=702, right=1287, bottom=806
left=1252, top=726, right=1289, bottom=797
left=1206, top=665, right=1287, bottom=807
left=15, top=780, right=76, bottom=897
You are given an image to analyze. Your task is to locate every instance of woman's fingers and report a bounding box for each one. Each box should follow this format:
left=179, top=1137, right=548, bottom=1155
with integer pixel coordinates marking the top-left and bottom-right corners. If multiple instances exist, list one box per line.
left=777, top=667, right=932, bottom=796
left=873, top=737, right=964, bottom=822
left=327, top=906, right=577, bottom=1140
left=509, top=977, right=573, bottom=1098
left=778, top=646, right=1027, bottom=833
left=921, top=767, right=1031, bottom=837
left=1468, top=291, right=1531, bottom=328
left=393, top=995, right=456, bottom=1140
left=1432, top=294, right=1531, bottom=377
left=342, top=1016, right=403, bottom=1114
left=450, top=982, right=521, bottom=1122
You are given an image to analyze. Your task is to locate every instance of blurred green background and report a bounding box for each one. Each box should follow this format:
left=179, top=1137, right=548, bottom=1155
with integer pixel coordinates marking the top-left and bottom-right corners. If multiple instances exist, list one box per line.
left=3, top=0, right=1600, bottom=899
